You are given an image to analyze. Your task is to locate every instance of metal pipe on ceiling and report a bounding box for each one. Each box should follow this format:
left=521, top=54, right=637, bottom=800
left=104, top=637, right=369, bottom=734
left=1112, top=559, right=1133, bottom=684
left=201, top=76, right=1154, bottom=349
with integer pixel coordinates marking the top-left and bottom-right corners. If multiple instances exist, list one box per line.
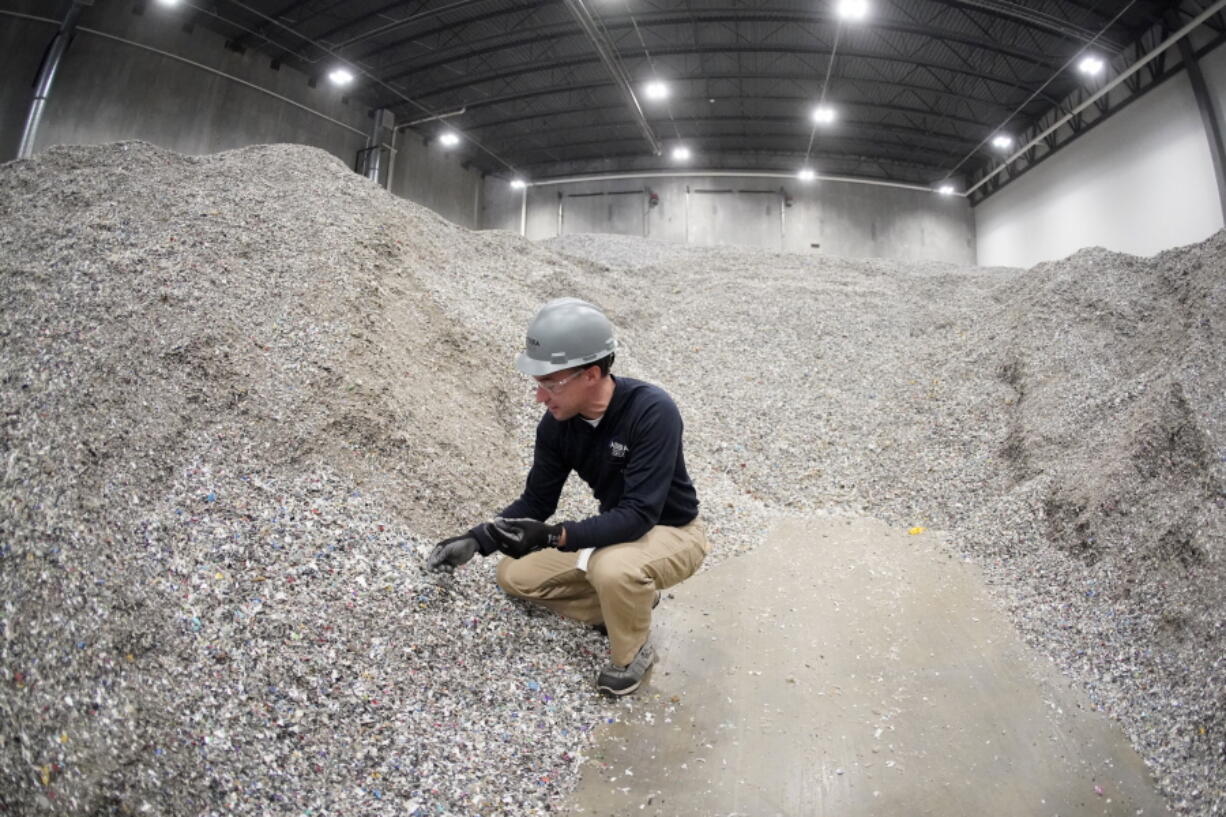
left=561, top=0, right=661, bottom=156
left=967, top=0, right=1226, bottom=196
left=17, top=0, right=90, bottom=160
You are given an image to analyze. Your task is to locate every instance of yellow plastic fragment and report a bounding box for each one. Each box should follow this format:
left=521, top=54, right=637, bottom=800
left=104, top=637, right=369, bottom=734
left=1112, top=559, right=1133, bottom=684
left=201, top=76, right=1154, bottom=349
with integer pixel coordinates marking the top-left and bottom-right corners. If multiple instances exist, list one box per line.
left=908, top=526, right=927, bottom=535
left=59, top=733, right=68, bottom=744
left=40, top=764, right=51, bottom=786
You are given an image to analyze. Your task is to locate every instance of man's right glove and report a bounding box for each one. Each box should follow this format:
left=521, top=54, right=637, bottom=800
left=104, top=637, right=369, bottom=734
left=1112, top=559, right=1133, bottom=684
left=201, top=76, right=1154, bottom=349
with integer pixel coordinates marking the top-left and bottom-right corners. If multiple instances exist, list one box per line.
left=427, top=532, right=479, bottom=572
left=489, top=517, right=564, bottom=559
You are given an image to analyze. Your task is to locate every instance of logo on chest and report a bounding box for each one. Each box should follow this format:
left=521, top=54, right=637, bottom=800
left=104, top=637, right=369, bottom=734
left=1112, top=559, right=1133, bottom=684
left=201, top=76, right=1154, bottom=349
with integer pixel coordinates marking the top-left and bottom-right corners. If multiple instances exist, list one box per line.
left=608, top=440, right=629, bottom=459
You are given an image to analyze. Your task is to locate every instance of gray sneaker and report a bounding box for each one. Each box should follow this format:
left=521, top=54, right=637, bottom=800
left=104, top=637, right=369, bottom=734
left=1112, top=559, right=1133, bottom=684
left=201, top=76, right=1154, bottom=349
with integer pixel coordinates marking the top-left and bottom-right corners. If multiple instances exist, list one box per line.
left=596, top=640, right=656, bottom=696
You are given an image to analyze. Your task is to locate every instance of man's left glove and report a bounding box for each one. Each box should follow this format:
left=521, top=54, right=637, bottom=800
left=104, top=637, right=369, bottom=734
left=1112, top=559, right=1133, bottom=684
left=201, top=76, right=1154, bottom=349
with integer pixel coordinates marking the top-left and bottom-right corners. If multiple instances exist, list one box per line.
left=489, top=517, right=564, bottom=559
left=427, top=532, right=480, bottom=572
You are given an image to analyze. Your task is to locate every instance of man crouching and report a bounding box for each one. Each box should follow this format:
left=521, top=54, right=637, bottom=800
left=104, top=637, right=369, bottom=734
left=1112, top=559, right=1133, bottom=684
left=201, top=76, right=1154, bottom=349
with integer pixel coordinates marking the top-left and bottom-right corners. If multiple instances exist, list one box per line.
left=428, top=298, right=709, bottom=696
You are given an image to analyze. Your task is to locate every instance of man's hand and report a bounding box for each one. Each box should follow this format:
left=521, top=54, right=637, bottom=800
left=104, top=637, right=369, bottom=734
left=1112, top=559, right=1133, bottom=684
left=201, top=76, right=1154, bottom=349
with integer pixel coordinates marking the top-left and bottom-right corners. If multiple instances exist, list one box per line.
left=489, top=517, right=564, bottom=559
left=427, top=532, right=479, bottom=571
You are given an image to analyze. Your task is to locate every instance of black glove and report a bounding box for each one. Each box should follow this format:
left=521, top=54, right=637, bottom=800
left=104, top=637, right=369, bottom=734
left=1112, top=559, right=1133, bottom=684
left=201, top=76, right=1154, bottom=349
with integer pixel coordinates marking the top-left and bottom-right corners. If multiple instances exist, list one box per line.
left=489, top=517, right=564, bottom=559
left=427, top=532, right=479, bottom=571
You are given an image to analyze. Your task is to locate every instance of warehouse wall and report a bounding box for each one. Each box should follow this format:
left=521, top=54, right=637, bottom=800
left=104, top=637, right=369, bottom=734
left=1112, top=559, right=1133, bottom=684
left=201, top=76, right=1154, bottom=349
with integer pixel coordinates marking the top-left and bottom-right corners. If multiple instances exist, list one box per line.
left=482, top=175, right=976, bottom=265
left=0, top=0, right=484, bottom=228
left=389, top=131, right=483, bottom=228
left=975, top=42, right=1226, bottom=268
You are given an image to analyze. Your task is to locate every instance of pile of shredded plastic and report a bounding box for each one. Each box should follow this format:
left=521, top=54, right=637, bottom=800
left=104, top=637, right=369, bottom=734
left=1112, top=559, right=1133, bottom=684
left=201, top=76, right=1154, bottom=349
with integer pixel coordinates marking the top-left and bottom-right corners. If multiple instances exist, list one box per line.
left=0, top=142, right=1221, bottom=815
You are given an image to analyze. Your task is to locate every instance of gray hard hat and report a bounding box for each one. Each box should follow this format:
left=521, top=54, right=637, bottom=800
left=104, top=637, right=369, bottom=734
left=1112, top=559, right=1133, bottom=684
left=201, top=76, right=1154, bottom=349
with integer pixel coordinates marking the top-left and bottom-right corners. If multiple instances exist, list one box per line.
left=515, top=298, right=617, bottom=376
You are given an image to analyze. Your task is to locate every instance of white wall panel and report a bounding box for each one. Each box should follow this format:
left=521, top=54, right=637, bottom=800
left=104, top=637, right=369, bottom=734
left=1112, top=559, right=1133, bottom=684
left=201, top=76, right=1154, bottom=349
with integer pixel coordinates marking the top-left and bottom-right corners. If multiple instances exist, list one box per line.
left=481, top=175, right=975, bottom=264
left=389, top=131, right=484, bottom=228
left=975, top=44, right=1226, bottom=268
left=687, top=189, right=783, bottom=249
left=561, top=191, right=648, bottom=237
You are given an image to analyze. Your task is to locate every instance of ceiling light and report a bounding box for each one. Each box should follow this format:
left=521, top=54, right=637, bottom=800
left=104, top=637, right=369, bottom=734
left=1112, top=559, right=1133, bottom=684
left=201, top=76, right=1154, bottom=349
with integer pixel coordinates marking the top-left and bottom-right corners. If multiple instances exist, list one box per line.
left=671, top=145, right=691, bottom=162
left=937, top=184, right=956, bottom=195
left=836, top=0, right=870, bottom=21
left=510, top=178, right=527, bottom=189
left=811, top=105, right=837, bottom=125
left=798, top=168, right=817, bottom=182
left=438, top=131, right=461, bottom=148
left=644, top=80, right=670, bottom=101
left=1078, top=55, right=1105, bottom=76
left=991, top=134, right=1013, bottom=150
left=155, top=0, right=181, bottom=6
left=327, top=67, right=355, bottom=86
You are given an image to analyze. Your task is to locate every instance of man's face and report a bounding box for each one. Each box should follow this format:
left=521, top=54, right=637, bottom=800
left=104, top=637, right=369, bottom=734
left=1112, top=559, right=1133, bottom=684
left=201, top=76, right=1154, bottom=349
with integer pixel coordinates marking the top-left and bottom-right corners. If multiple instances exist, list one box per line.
left=532, top=366, right=591, bottom=420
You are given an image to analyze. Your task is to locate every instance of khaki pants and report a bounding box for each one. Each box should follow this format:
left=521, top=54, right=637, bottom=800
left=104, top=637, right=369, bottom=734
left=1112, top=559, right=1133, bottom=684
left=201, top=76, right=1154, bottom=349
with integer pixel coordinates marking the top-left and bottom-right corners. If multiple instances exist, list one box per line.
left=495, top=518, right=710, bottom=666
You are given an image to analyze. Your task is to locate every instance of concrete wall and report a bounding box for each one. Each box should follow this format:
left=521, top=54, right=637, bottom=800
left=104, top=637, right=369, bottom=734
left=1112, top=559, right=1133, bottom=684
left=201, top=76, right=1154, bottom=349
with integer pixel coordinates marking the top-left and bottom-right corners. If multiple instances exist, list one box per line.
left=482, top=174, right=976, bottom=265
left=388, top=129, right=483, bottom=228
left=0, top=0, right=484, bottom=228
left=975, top=41, right=1226, bottom=268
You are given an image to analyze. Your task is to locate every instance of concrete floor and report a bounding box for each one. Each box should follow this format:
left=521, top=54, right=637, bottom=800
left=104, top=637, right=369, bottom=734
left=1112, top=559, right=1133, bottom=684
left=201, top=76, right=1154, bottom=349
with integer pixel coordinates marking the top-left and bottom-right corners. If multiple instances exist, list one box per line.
left=563, top=518, right=1170, bottom=817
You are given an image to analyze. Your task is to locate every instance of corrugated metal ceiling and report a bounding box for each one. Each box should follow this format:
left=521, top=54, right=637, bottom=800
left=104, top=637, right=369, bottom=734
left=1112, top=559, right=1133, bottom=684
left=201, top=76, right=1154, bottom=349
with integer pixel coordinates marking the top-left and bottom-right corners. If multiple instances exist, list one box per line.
left=189, top=0, right=1225, bottom=198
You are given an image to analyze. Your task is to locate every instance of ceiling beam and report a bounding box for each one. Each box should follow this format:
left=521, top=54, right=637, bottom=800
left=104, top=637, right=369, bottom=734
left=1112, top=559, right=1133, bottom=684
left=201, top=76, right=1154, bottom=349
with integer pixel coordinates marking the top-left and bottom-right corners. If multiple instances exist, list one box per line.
left=948, top=0, right=1126, bottom=51
left=466, top=101, right=989, bottom=150
left=414, top=73, right=1017, bottom=124
left=377, top=45, right=1063, bottom=111
left=515, top=146, right=946, bottom=182
left=228, top=0, right=332, bottom=53
left=358, top=10, right=1065, bottom=81
left=499, top=125, right=970, bottom=166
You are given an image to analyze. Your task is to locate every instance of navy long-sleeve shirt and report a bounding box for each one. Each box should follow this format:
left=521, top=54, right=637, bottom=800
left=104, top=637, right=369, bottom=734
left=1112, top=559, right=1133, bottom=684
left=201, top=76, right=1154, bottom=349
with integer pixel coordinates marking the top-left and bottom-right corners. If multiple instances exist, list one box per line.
left=478, top=375, right=699, bottom=553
